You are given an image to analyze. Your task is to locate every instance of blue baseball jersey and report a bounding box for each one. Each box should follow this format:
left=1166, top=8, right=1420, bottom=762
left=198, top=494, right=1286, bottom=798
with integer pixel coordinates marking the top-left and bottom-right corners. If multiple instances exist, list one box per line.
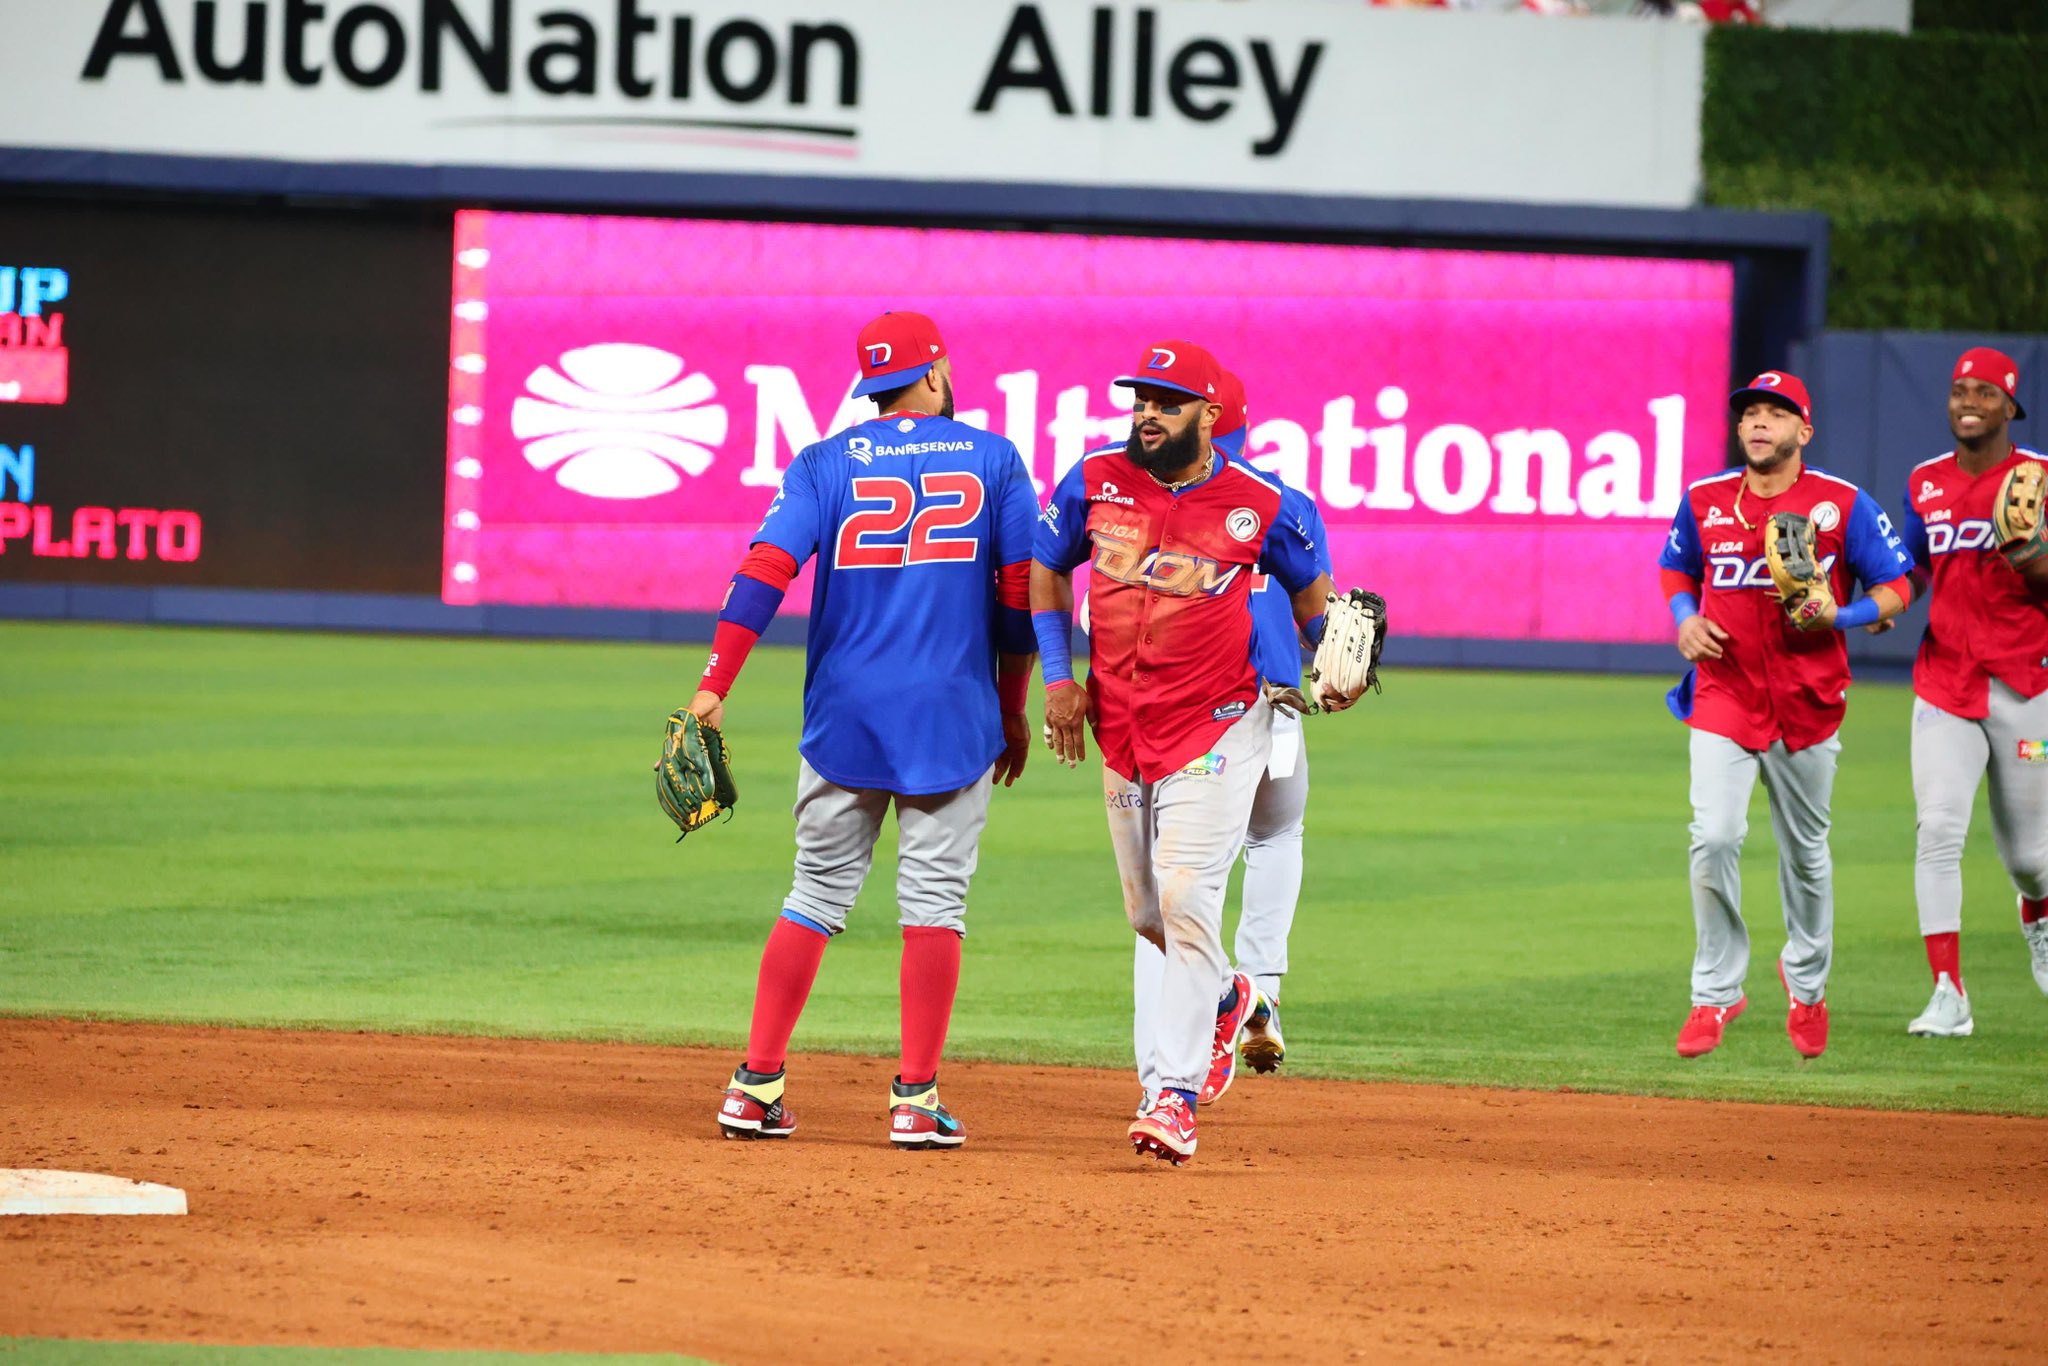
left=753, top=413, right=1038, bottom=795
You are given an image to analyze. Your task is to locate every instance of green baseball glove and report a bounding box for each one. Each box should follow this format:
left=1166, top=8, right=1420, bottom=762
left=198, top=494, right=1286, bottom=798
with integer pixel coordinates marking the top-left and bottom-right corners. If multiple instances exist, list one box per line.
left=655, top=709, right=738, bottom=841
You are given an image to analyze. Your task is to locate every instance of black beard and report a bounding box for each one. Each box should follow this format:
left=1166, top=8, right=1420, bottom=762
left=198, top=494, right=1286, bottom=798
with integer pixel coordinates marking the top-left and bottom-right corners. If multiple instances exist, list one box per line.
left=1743, top=433, right=1799, bottom=472
left=939, top=376, right=955, bottom=420
left=1126, top=419, right=1204, bottom=478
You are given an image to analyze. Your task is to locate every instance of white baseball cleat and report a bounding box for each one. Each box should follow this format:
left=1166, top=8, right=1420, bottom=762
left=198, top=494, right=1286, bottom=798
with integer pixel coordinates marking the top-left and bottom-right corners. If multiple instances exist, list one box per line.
left=1907, top=973, right=1974, bottom=1038
left=2023, top=915, right=2048, bottom=995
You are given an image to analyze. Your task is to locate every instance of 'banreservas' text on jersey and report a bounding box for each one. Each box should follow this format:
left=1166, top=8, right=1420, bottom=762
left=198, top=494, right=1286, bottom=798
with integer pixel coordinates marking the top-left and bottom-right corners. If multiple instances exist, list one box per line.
left=754, top=413, right=1038, bottom=794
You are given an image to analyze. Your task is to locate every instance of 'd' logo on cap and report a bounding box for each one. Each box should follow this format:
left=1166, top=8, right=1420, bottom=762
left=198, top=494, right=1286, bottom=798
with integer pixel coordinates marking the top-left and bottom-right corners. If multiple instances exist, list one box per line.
left=866, top=342, right=893, bottom=366
left=1146, top=347, right=1178, bottom=371
left=1757, top=372, right=1783, bottom=388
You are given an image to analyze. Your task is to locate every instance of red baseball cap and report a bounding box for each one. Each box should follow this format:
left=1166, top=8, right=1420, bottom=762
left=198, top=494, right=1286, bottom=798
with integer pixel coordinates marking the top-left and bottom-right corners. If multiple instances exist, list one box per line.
left=1729, top=369, right=1812, bottom=423
left=852, top=311, right=947, bottom=398
left=1954, top=346, right=2026, bottom=419
left=1113, top=339, right=1221, bottom=404
left=1212, top=369, right=1249, bottom=439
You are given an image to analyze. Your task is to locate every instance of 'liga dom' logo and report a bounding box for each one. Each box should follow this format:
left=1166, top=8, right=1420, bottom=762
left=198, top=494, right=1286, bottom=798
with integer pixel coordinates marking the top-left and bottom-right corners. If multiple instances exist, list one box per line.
left=510, top=343, right=729, bottom=499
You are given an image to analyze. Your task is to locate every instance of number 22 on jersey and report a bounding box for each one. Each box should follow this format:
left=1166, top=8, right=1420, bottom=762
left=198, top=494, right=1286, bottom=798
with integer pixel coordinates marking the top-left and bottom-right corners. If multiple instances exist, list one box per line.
left=834, top=473, right=986, bottom=569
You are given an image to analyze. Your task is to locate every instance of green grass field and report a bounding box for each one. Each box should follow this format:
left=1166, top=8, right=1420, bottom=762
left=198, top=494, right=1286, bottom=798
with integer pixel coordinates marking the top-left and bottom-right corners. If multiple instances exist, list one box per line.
left=2, top=621, right=2042, bottom=1114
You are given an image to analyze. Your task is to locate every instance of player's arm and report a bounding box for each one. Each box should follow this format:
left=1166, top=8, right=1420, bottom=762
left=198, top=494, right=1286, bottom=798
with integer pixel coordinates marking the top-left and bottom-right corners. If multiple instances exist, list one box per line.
left=1814, top=491, right=1917, bottom=632
left=995, top=563, right=1037, bottom=788
left=1658, top=499, right=1725, bottom=661
left=1031, top=561, right=1089, bottom=768
left=1030, top=465, right=1094, bottom=768
left=990, top=450, right=1042, bottom=786
left=690, top=456, right=821, bottom=728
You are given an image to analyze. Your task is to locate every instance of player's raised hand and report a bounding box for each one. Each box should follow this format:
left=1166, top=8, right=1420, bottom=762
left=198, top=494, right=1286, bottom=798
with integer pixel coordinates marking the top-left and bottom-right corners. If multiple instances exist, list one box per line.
left=1676, top=615, right=1728, bottom=662
left=994, top=711, right=1031, bottom=787
left=1043, top=680, right=1090, bottom=768
left=687, top=688, right=725, bottom=732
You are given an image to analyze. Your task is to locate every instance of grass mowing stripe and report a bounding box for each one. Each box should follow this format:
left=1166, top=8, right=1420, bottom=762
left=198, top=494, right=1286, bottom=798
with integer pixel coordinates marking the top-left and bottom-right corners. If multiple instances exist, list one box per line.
left=1, top=622, right=2040, bottom=1114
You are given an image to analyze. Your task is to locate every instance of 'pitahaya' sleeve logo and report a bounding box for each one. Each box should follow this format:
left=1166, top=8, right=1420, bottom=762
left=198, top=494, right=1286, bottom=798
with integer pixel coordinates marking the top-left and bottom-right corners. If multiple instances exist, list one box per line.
left=510, top=343, right=729, bottom=499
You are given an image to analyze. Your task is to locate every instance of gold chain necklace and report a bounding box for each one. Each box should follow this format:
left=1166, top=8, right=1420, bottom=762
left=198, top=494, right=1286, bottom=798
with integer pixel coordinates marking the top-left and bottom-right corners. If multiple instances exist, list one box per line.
left=1734, top=467, right=1802, bottom=531
left=1149, top=451, right=1213, bottom=493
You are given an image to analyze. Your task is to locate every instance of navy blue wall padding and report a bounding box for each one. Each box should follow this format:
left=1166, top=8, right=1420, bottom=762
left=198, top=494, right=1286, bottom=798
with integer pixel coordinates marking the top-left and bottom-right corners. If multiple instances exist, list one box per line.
left=0, top=149, right=1845, bottom=677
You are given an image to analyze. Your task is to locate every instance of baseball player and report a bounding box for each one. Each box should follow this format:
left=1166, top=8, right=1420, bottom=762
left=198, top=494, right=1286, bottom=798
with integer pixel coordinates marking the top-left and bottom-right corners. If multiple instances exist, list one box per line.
left=1659, top=371, right=1914, bottom=1061
left=696, top=311, right=1039, bottom=1147
left=1032, top=340, right=1357, bottom=1166
left=1898, top=347, right=2048, bottom=1038
left=1129, top=369, right=1332, bottom=1114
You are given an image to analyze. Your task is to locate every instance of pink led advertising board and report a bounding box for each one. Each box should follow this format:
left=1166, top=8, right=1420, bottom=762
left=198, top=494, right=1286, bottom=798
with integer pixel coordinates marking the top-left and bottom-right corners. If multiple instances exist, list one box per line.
left=445, top=212, right=1733, bottom=643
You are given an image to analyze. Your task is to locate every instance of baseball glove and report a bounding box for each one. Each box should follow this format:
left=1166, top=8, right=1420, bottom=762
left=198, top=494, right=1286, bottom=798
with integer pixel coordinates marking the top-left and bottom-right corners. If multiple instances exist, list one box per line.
left=655, top=709, right=738, bottom=840
left=1308, top=587, right=1387, bottom=711
left=1993, top=459, right=2047, bottom=571
left=1764, top=512, right=1835, bottom=630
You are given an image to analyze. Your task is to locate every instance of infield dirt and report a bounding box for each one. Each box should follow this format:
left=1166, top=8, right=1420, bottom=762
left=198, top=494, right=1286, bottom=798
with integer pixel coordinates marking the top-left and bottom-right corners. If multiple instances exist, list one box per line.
left=4, top=1019, right=2045, bottom=1364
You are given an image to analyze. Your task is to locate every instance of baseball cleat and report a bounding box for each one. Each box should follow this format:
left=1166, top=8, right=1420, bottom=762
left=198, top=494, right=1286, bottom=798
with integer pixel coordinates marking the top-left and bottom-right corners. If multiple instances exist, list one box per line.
left=1779, top=961, right=1829, bottom=1059
left=1240, top=992, right=1285, bottom=1074
left=1674, top=996, right=1747, bottom=1058
left=1198, top=971, right=1258, bottom=1104
left=1129, top=1090, right=1197, bottom=1166
left=718, top=1065, right=796, bottom=1140
left=1135, top=1089, right=1156, bottom=1120
left=2022, top=910, right=2048, bottom=995
left=1907, top=973, right=1973, bottom=1038
left=888, top=1077, right=965, bottom=1150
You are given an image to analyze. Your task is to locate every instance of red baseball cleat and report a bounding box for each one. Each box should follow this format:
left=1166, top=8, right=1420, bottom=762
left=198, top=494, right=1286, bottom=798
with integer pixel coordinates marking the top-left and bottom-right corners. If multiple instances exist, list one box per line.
left=717, top=1066, right=796, bottom=1140
left=1674, top=996, right=1747, bottom=1058
left=887, top=1077, right=965, bottom=1150
left=1199, top=971, right=1258, bottom=1104
left=1779, top=961, right=1829, bottom=1058
left=1129, top=1090, right=1197, bottom=1166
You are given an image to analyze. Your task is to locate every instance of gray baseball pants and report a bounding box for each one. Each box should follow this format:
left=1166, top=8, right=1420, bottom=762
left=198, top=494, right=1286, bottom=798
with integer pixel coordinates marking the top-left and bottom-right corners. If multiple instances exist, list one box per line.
left=1106, top=699, right=1274, bottom=1095
left=783, top=759, right=995, bottom=936
left=1132, top=713, right=1309, bottom=1094
left=1912, top=681, right=2048, bottom=935
left=1687, top=727, right=1840, bottom=1008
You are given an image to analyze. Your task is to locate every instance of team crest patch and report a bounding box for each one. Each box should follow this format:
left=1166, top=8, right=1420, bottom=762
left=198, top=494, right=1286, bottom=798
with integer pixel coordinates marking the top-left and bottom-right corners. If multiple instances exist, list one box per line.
left=2019, top=739, right=2048, bottom=764
left=1226, top=507, right=1261, bottom=542
left=1810, top=501, right=1841, bottom=532
left=1211, top=700, right=1248, bottom=722
left=1179, top=751, right=1228, bottom=777
left=897, top=418, right=916, bottom=433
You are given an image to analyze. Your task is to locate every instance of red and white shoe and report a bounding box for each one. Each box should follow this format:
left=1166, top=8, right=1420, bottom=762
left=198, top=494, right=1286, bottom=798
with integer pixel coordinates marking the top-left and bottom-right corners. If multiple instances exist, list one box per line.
left=1674, top=996, right=1746, bottom=1058
left=1779, top=961, right=1828, bottom=1058
left=717, top=1066, right=796, bottom=1140
left=1198, top=971, right=1258, bottom=1105
left=888, top=1077, right=965, bottom=1150
left=1129, top=1090, right=1197, bottom=1166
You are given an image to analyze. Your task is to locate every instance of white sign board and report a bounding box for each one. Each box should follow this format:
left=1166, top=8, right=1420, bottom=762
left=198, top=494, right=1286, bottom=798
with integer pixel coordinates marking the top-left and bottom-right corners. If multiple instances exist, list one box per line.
left=0, top=0, right=1705, bottom=207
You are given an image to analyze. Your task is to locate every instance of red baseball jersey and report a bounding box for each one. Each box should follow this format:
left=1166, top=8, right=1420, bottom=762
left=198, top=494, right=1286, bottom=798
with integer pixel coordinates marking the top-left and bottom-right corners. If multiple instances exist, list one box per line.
left=1901, top=444, right=2048, bottom=718
left=1035, top=447, right=1320, bottom=782
left=1660, top=465, right=1914, bottom=752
